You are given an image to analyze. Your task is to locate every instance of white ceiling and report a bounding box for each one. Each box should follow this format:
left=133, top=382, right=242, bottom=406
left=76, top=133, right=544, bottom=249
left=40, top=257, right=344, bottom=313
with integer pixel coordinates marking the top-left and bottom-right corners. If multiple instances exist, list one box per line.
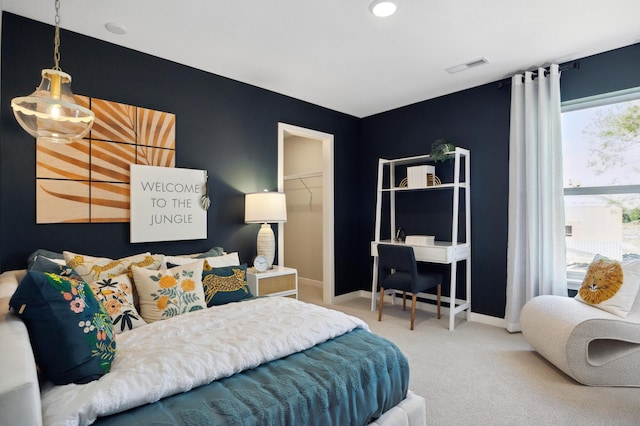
left=3, top=0, right=640, bottom=118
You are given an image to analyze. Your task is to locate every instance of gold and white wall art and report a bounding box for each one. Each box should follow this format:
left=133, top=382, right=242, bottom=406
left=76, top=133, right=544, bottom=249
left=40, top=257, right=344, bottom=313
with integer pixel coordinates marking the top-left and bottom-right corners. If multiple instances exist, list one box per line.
left=35, top=96, right=176, bottom=223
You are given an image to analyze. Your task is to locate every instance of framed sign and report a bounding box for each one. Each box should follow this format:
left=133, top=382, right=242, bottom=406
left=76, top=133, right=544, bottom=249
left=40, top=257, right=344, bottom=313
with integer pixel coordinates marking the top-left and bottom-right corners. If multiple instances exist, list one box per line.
left=130, top=165, right=207, bottom=243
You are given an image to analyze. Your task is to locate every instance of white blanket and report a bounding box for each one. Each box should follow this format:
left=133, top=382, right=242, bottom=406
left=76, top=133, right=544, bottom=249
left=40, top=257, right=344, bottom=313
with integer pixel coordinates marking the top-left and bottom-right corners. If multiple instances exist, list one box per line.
left=40, top=297, right=368, bottom=426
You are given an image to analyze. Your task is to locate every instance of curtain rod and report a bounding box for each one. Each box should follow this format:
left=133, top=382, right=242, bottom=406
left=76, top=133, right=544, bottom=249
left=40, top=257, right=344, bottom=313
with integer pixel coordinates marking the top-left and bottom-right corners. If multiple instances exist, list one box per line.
left=497, top=61, right=580, bottom=89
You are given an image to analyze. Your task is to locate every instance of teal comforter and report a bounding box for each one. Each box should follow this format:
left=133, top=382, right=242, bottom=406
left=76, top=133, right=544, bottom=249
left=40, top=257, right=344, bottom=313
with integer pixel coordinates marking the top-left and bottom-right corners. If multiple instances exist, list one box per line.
left=94, top=328, right=409, bottom=426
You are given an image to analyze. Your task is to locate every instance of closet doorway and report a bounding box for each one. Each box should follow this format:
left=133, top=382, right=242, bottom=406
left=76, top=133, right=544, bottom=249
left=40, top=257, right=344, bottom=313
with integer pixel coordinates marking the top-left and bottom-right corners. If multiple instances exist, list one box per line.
left=277, top=123, right=334, bottom=305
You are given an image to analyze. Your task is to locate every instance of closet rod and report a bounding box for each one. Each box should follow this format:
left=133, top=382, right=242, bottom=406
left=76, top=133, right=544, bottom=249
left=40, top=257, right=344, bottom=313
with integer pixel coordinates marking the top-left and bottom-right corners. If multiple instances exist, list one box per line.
left=283, top=171, right=323, bottom=181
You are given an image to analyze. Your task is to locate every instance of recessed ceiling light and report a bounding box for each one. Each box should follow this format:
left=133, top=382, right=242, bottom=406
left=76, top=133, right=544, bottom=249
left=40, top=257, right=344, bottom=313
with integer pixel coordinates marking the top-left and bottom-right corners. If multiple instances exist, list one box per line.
left=370, top=0, right=398, bottom=17
left=105, top=22, right=127, bottom=35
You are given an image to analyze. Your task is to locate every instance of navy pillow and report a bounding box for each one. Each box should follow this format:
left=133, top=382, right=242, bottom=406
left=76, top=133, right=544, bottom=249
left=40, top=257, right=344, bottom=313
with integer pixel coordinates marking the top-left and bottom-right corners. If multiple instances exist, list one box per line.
left=201, top=264, right=254, bottom=306
left=9, top=271, right=116, bottom=385
left=29, top=255, right=75, bottom=275
left=26, top=248, right=64, bottom=269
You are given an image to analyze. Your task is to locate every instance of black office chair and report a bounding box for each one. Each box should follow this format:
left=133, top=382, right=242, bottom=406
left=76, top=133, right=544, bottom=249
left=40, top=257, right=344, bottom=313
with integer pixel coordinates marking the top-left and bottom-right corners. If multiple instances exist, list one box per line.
left=377, top=244, right=442, bottom=330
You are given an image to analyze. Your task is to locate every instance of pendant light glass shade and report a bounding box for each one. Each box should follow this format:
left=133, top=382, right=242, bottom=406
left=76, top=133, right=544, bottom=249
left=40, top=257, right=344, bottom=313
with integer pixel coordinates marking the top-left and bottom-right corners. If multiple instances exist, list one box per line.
left=11, top=69, right=95, bottom=144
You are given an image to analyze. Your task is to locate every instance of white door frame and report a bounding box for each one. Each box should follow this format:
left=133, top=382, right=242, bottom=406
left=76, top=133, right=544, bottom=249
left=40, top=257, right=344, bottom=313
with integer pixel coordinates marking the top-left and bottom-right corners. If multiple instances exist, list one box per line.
left=278, top=122, right=334, bottom=305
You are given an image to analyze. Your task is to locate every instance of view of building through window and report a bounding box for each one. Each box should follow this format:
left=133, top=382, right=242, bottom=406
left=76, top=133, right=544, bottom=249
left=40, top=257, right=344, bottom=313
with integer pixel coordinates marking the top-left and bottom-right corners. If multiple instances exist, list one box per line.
left=562, top=89, right=640, bottom=288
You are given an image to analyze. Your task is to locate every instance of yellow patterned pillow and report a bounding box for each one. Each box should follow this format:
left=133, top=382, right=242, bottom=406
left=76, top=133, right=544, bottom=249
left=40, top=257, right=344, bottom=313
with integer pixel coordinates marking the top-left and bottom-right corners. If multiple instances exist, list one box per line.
left=131, top=260, right=206, bottom=323
left=64, top=251, right=164, bottom=284
left=575, top=254, right=640, bottom=317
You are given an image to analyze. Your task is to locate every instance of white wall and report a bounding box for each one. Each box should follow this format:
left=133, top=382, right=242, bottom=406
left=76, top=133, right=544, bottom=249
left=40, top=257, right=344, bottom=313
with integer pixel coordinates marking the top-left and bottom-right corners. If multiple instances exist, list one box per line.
left=283, top=135, right=323, bottom=281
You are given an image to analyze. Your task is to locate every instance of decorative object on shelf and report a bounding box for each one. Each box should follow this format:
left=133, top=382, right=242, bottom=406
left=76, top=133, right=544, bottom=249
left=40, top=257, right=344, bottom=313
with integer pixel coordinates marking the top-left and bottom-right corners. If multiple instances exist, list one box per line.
left=200, top=170, right=211, bottom=210
left=11, top=0, right=95, bottom=144
left=395, top=227, right=406, bottom=242
left=253, top=255, right=269, bottom=272
left=245, top=190, right=288, bottom=268
left=408, top=165, right=436, bottom=188
left=400, top=172, right=440, bottom=188
left=430, top=139, right=455, bottom=163
left=428, top=175, right=442, bottom=186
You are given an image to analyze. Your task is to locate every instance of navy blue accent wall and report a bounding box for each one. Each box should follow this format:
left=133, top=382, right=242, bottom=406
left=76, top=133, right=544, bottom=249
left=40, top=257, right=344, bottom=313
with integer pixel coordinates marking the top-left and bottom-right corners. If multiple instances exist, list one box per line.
left=2, top=11, right=639, bottom=317
left=0, top=13, right=361, bottom=297
left=359, top=42, right=640, bottom=318
left=360, top=84, right=512, bottom=317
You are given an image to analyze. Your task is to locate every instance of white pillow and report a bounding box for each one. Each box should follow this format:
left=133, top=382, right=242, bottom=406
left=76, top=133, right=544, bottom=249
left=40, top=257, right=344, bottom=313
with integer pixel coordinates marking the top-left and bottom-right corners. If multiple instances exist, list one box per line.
left=165, top=252, right=240, bottom=269
left=132, top=260, right=207, bottom=323
left=63, top=251, right=163, bottom=283
left=575, top=254, right=640, bottom=317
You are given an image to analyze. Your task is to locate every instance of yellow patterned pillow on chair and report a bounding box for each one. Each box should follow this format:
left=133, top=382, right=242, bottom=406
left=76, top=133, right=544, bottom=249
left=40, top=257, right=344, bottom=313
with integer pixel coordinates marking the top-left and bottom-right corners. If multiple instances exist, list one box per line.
left=575, top=254, right=640, bottom=317
left=131, top=260, right=207, bottom=323
left=63, top=251, right=164, bottom=283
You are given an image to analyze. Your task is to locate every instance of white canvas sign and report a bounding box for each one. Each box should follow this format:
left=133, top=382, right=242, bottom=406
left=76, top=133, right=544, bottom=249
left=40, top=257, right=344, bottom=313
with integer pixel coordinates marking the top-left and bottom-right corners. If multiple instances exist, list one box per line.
left=130, top=165, right=207, bottom=243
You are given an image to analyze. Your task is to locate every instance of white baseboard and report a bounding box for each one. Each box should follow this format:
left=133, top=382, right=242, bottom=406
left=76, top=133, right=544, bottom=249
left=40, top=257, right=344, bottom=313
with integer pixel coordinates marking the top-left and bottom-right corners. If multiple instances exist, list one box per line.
left=298, top=277, right=323, bottom=288
left=350, top=290, right=507, bottom=329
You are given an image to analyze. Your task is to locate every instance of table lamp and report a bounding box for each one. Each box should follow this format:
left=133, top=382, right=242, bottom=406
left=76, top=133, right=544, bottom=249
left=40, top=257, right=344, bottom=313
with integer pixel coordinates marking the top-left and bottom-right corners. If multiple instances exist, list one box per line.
left=245, top=191, right=287, bottom=268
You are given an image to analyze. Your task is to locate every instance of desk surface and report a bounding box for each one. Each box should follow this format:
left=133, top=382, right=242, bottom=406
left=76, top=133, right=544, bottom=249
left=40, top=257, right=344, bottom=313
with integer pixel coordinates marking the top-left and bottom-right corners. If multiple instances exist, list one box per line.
left=371, top=240, right=470, bottom=264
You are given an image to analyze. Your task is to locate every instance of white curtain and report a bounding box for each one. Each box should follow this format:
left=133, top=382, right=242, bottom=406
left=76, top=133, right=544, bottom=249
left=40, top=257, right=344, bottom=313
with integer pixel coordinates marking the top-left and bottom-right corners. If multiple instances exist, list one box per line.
left=505, top=64, right=567, bottom=332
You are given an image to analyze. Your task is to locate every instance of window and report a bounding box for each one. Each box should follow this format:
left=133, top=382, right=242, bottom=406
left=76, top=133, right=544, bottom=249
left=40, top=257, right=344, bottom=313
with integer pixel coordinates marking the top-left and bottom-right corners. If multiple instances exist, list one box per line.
left=565, top=225, right=573, bottom=237
left=562, top=87, right=640, bottom=289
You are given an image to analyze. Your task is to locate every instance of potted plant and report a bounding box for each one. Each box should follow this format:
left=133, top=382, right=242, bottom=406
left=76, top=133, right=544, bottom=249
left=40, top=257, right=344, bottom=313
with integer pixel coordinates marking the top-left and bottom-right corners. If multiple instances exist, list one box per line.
left=430, top=139, right=455, bottom=162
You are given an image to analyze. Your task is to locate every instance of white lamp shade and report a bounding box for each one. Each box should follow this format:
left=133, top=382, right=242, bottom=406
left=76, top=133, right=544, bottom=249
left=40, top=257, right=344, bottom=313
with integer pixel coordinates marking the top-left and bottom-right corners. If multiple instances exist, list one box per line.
left=245, top=191, right=287, bottom=223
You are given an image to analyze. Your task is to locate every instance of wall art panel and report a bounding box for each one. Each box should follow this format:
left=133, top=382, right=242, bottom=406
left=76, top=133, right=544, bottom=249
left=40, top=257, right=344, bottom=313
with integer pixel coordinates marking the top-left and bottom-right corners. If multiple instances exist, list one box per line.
left=35, top=96, right=176, bottom=223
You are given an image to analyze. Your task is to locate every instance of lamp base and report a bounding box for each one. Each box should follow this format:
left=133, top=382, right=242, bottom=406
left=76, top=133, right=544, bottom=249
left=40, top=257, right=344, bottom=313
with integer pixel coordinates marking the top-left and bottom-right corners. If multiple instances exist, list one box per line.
left=256, top=223, right=276, bottom=267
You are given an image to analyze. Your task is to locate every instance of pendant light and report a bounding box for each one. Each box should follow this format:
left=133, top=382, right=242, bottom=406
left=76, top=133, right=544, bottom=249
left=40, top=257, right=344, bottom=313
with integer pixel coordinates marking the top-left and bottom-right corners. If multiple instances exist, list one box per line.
left=11, top=0, right=95, bottom=144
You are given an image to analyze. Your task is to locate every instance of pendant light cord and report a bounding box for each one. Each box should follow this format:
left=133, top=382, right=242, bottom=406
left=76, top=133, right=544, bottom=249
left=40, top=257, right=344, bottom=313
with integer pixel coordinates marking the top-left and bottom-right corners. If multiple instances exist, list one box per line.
left=53, top=0, right=61, bottom=70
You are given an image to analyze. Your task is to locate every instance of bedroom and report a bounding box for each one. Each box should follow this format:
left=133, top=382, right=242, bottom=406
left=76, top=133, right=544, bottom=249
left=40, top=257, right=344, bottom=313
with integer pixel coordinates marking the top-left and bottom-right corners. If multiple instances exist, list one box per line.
left=1, top=1, right=640, bottom=320
left=1, top=1, right=640, bottom=424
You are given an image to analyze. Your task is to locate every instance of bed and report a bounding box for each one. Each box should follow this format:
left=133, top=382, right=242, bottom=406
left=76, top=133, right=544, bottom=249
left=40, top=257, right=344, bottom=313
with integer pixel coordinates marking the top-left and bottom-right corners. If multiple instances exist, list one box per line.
left=0, top=260, right=426, bottom=426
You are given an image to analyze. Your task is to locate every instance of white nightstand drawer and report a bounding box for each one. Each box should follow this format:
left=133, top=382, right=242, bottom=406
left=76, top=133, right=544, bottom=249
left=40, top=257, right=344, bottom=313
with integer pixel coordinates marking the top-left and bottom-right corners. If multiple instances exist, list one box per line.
left=247, top=265, right=298, bottom=298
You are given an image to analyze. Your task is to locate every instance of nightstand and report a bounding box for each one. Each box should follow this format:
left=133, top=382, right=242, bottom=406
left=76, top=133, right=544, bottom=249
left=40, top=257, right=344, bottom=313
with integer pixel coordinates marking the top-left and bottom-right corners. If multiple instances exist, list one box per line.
left=247, top=265, right=298, bottom=299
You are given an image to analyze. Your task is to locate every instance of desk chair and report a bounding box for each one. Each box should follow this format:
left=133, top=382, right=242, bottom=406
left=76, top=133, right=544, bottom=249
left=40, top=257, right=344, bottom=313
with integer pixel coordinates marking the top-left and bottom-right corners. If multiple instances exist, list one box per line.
left=377, top=244, right=442, bottom=330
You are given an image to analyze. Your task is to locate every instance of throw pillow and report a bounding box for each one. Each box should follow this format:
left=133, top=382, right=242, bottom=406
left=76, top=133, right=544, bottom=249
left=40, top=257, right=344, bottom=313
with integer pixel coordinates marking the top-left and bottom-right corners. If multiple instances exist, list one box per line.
left=195, top=247, right=226, bottom=258
left=9, top=271, right=115, bottom=385
left=29, top=255, right=77, bottom=276
left=63, top=251, right=164, bottom=283
left=172, top=247, right=226, bottom=258
left=201, top=264, right=254, bottom=306
left=131, top=260, right=207, bottom=323
left=90, top=273, right=147, bottom=333
left=163, top=252, right=240, bottom=269
left=575, top=254, right=640, bottom=317
left=27, top=249, right=65, bottom=270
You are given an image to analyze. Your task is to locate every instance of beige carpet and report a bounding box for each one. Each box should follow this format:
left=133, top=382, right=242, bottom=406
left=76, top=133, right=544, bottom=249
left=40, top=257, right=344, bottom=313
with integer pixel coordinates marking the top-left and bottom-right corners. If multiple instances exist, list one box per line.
left=299, top=283, right=640, bottom=426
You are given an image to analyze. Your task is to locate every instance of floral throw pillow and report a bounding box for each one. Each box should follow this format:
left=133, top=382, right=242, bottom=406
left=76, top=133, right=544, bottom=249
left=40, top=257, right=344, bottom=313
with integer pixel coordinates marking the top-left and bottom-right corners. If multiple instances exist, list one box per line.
left=9, top=271, right=116, bottom=385
left=132, top=260, right=207, bottom=323
left=90, top=273, right=146, bottom=333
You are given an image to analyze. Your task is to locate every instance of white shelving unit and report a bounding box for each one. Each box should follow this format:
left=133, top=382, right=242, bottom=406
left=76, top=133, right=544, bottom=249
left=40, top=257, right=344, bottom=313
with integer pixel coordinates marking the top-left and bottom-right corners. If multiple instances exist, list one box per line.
left=370, top=147, right=471, bottom=330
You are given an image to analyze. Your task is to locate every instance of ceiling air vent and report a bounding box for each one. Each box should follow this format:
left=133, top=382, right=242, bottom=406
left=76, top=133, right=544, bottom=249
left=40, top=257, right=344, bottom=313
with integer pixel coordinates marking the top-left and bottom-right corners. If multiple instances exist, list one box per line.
left=446, top=57, right=490, bottom=74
